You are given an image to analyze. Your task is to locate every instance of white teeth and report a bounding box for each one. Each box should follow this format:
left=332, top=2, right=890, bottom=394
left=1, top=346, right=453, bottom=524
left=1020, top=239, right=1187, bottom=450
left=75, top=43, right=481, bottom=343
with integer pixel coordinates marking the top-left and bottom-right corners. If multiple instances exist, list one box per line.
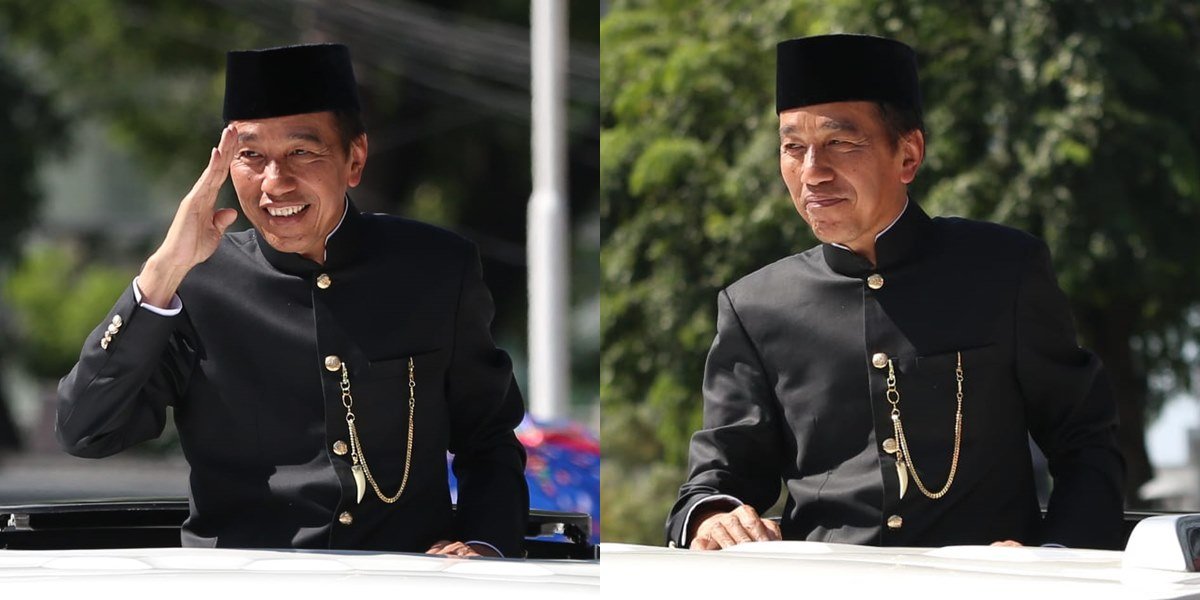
left=267, top=205, right=306, bottom=217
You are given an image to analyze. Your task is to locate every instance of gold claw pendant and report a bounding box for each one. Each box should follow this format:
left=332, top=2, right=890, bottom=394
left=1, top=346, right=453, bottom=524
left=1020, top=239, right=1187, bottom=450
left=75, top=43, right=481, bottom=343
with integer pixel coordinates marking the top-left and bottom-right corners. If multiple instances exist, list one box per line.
left=896, top=457, right=909, bottom=499
left=340, top=360, right=418, bottom=506
left=352, top=464, right=367, bottom=504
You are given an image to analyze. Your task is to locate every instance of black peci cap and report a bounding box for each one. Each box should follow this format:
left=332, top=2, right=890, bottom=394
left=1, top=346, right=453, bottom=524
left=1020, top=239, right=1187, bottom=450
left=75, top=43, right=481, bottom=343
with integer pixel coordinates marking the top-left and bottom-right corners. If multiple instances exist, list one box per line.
left=223, top=43, right=360, bottom=121
left=776, top=34, right=920, bottom=115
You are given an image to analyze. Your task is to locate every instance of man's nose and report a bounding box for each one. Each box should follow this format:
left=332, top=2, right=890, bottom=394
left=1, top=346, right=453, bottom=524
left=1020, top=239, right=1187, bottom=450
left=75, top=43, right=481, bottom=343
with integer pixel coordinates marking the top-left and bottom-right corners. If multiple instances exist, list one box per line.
left=261, top=160, right=297, bottom=196
left=800, top=147, right=834, bottom=186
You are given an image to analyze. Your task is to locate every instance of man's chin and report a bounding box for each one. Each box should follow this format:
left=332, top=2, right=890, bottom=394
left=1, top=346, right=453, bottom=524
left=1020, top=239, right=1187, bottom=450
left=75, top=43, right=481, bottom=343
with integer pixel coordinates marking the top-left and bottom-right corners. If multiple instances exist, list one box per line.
left=807, top=224, right=845, bottom=246
left=259, top=232, right=310, bottom=256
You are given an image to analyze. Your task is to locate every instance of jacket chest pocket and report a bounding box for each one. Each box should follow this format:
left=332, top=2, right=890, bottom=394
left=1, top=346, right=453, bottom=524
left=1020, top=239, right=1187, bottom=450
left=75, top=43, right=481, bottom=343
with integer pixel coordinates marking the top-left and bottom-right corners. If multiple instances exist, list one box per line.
left=347, top=349, right=450, bottom=460
left=891, top=344, right=1008, bottom=448
left=896, top=344, right=1006, bottom=379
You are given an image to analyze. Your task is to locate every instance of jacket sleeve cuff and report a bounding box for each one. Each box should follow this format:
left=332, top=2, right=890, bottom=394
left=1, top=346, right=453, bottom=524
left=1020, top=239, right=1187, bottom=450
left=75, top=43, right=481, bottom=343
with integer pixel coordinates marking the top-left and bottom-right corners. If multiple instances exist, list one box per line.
left=132, top=277, right=183, bottom=316
left=676, top=494, right=744, bottom=548
left=465, top=540, right=504, bottom=558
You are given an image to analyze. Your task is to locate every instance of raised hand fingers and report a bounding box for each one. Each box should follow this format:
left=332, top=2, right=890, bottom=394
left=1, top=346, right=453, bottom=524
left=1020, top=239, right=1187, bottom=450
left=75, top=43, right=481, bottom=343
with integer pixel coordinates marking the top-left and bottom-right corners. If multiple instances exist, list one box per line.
left=189, top=125, right=238, bottom=203
left=216, top=123, right=238, bottom=169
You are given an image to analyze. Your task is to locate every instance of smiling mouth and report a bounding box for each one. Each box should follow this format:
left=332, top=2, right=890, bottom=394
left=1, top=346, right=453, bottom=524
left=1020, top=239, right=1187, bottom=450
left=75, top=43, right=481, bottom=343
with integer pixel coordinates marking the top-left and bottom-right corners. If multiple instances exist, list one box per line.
left=265, top=205, right=309, bottom=217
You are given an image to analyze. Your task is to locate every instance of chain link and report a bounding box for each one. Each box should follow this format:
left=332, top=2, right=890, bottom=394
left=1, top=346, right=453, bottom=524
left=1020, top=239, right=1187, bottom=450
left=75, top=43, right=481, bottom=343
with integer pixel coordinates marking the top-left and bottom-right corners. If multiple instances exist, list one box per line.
left=341, top=358, right=416, bottom=504
left=885, top=352, right=963, bottom=500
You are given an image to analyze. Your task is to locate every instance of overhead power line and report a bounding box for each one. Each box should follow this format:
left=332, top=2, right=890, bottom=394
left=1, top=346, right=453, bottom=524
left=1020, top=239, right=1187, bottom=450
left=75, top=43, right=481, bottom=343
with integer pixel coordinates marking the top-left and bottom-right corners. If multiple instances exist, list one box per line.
left=202, top=0, right=599, bottom=115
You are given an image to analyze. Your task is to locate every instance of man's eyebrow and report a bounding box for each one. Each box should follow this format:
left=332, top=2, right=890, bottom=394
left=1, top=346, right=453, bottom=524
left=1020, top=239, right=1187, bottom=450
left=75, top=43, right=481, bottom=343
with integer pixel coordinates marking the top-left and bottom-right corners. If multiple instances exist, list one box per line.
left=237, top=132, right=257, bottom=143
left=821, top=119, right=861, bottom=133
left=287, top=130, right=324, bottom=144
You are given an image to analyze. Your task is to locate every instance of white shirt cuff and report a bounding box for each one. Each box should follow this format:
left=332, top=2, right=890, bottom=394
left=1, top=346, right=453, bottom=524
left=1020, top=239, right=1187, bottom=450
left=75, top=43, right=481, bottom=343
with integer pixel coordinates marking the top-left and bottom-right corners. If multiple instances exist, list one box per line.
left=465, top=540, right=504, bottom=558
left=132, top=277, right=183, bottom=316
left=678, top=494, right=743, bottom=548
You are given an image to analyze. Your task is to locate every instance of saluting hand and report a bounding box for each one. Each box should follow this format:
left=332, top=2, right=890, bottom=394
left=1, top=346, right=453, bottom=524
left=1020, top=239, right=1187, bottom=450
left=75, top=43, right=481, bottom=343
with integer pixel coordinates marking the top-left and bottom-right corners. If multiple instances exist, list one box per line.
left=689, top=504, right=782, bottom=550
left=137, top=125, right=240, bottom=307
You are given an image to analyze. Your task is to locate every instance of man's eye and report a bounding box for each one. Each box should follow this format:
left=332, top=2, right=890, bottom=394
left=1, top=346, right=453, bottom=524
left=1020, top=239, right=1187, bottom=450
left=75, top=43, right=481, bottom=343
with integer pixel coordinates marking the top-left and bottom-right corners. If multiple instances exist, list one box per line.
left=291, top=149, right=309, bottom=156
left=782, top=143, right=805, bottom=153
left=238, top=150, right=261, bottom=159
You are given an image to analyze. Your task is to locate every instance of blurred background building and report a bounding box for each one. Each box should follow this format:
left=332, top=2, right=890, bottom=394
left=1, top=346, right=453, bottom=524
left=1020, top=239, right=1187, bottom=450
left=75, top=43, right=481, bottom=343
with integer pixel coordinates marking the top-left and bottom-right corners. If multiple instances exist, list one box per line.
left=0, top=0, right=599, bottom=538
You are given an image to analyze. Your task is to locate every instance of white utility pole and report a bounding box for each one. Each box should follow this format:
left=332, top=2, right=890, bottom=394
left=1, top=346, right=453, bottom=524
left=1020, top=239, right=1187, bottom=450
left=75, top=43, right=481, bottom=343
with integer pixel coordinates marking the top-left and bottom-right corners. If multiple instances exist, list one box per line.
left=527, top=0, right=570, bottom=421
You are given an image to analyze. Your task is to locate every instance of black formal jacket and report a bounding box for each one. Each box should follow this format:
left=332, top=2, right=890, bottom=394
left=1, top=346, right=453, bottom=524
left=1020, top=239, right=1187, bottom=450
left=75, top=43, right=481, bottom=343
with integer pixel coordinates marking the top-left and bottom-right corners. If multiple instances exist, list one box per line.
left=57, top=202, right=529, bottom=556
left=667, top=202, right=1124, bottom=549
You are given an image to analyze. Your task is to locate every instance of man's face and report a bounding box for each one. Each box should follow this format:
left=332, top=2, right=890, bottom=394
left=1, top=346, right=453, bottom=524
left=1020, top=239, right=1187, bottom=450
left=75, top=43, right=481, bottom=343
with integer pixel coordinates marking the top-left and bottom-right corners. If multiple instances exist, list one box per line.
left=778, top=101, right=923, bottom=254
left=229, top=111, right=367, bottom=262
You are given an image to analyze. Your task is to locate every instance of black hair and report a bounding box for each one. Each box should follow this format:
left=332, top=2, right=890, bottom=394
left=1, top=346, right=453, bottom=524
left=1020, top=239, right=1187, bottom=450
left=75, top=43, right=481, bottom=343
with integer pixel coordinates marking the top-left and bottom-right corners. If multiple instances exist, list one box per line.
left=875, top=101, right=925, bottom=148
left=332, top=109, right=366, bottom=152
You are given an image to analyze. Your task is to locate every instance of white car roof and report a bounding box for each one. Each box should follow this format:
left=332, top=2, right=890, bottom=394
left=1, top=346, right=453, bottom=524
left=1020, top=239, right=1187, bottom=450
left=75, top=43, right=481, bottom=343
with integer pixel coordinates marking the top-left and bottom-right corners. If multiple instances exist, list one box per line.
left=602, top=541, right=1200, bottom=599
left=0, top=546, right=599, bottom=597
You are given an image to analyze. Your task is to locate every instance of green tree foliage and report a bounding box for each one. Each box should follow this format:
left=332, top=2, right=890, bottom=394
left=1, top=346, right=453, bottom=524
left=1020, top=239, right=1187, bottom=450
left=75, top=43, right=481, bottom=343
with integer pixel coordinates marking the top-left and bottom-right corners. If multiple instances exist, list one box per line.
left=602, top=0, right=1200, bottom=543
left=0, top=0, right=264, bottom=174
left=0, top=29, right=68, bottom=451
left=3, top=244, right=135, bottom=379
left=0, top=54, right=64, bottom=265
left=602, top=0, right=817, bottom=544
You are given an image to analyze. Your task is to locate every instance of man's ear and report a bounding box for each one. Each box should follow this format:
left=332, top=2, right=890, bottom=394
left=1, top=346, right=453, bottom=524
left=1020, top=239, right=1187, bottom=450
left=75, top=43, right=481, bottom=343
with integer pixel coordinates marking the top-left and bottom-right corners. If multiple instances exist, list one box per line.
left=347, top=133, right=368, bottom=188
left=899, top=129, right=924, bottom=185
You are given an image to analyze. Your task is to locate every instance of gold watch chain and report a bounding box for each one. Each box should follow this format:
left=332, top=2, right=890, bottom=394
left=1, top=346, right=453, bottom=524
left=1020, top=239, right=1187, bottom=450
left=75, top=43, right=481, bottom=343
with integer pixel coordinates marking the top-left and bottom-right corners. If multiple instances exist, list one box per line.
left=885, top=352, right=963, bottom=500
left=340, top=359, right=416, bottom=504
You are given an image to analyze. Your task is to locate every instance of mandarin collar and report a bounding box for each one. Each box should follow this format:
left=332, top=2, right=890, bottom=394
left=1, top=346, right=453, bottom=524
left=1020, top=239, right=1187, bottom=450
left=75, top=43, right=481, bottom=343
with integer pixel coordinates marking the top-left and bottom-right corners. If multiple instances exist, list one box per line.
left=255, top=196, right=364, bottom=275
left=821, top=200, right=932, bottom=277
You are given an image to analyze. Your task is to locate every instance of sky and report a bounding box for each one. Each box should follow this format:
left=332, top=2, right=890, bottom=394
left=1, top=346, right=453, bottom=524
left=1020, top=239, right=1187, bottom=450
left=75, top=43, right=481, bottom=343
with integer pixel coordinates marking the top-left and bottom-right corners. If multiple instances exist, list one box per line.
left=1147, top=395, right=1200, bottom=468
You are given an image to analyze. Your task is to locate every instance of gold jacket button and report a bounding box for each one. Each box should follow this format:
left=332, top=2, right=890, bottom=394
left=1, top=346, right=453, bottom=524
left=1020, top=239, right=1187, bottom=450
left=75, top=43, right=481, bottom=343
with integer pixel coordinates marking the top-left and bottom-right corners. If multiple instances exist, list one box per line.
left=887, top=515, right=903, bottom=529
left=871, top=352, right=889, bottom=369
left=867, top=274, right=885, bottom=290
left=316, top=273, right=332, bottom=289
left=882, top=437, right=899, bottom=454
left=324, top=355, right=342, bottom=372
left=338, top=511, right=354, bottom=526
left=332, top=440, right=348, bottom=456
left=111, top=314, right=123, bottom=328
